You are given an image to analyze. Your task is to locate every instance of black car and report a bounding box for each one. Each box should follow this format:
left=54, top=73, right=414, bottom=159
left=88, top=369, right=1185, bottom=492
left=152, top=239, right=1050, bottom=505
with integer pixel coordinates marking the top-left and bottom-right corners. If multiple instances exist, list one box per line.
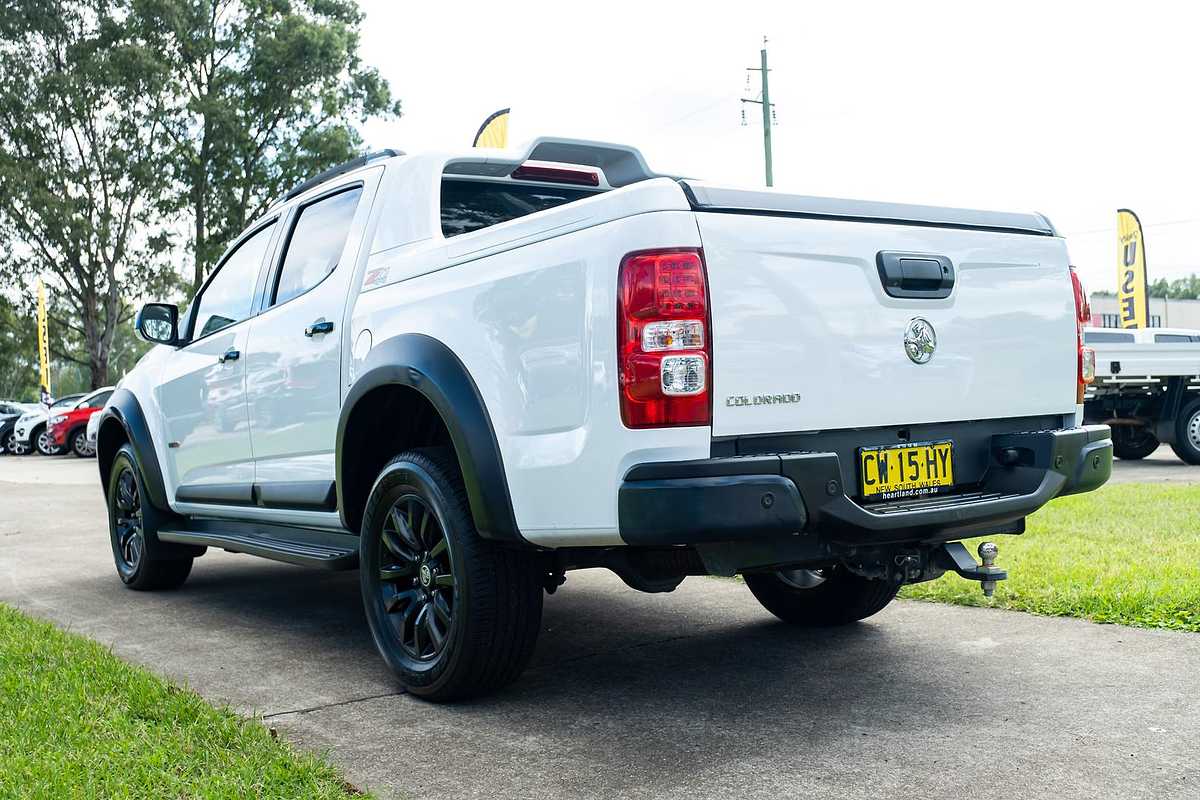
left=0, top=401, right=36, bottom=455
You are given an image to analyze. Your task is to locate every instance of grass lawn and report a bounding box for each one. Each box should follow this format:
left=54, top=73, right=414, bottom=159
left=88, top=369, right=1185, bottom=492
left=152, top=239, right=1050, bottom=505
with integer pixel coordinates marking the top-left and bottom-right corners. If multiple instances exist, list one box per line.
left=901, top=482, right=1200, bottom=632
left=0, top=604, right=370, bottom=799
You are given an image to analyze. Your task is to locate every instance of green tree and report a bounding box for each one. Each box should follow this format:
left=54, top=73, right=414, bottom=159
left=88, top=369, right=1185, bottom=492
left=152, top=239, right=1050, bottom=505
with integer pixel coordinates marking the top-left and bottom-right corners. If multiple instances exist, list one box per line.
left=0, top=0, right=178, bottom=390
left=1149, top=275, right=1200, bottom=300
left=135, top=0, right=402, bottom=291
left=0, top=295, right=37, bottom=399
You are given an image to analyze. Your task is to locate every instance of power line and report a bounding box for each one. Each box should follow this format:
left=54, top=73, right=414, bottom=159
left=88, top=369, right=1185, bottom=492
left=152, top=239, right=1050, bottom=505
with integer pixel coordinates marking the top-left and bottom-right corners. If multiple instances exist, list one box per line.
left=1064, top=218, right=1200, bottom=237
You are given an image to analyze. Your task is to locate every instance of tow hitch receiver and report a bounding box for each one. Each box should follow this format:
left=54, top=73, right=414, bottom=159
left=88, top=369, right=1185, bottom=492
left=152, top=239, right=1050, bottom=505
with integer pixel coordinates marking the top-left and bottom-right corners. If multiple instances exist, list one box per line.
left=937, top=541, right=1007, bottom=597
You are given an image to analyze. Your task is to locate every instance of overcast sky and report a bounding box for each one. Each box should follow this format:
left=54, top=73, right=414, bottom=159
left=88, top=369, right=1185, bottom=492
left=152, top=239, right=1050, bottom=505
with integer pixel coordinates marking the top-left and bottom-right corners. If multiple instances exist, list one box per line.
left=357, top=0, right=1198, bottom=293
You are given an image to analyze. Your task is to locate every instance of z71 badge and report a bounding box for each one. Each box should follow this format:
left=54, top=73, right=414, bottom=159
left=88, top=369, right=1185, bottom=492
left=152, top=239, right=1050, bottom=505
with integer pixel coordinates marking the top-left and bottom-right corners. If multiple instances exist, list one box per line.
left=726, top=393, right=802, bottom=407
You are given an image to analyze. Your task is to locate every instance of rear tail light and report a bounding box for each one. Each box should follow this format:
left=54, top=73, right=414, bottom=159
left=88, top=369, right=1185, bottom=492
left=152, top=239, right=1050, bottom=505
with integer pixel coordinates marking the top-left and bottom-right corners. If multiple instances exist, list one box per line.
left=617, top=249, right=711, bottom=427
left=1070, top=266, right=1094, bottom=403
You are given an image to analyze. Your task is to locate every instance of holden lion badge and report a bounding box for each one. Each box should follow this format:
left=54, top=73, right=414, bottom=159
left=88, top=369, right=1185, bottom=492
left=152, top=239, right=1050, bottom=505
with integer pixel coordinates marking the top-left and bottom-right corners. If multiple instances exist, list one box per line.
left=904, top=317, right=937, bottom=364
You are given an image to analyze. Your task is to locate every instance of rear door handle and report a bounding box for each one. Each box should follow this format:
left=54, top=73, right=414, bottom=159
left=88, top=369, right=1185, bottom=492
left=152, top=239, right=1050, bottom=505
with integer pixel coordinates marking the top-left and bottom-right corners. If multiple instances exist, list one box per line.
left=305, top=319, right=335, bottom=337
left=218, top=349, right=240, bottom=364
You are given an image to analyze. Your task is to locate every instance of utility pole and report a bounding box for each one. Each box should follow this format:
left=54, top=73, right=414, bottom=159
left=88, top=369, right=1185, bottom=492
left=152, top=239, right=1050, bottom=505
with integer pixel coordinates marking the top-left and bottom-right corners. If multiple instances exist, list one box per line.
left=742, top=37, right=775, bottom=187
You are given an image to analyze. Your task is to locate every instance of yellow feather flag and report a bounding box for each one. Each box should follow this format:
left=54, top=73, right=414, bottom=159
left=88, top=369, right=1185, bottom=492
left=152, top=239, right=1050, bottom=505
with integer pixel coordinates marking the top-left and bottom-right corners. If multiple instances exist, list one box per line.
left=1116, top=209, right=1149, bottom=329
left=36, top=278, right=51, bottom=395
left=472, top=108, right=510, bottom=148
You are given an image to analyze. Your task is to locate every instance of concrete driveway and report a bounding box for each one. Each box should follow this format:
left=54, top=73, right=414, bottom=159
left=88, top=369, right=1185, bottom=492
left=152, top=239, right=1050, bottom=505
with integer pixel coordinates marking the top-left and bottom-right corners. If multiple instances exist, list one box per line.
left=1107, top=444, right=1200, bottom=484
left=1, top=455, right=1197, bottom=799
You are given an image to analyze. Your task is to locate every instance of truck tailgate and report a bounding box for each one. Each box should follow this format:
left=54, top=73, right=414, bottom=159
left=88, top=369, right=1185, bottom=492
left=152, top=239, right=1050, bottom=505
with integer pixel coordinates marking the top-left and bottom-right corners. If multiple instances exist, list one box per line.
left=687, top=185, right=1079, bottom=438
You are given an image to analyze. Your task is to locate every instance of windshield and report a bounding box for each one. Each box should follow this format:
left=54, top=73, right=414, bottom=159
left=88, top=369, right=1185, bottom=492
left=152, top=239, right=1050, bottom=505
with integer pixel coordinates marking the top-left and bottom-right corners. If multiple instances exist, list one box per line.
left=50, top=395, right=84, bottom=410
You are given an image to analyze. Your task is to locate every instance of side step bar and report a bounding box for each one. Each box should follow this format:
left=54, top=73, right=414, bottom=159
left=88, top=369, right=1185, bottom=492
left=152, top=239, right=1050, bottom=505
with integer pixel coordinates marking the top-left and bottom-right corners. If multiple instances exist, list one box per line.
left=158, top=519, right=359, bottom=570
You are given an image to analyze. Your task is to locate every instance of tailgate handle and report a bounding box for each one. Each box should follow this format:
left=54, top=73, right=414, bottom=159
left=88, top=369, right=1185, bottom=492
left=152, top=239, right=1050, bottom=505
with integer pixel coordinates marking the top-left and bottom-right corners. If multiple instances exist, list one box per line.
left=876, top=252, right=955, bottom=299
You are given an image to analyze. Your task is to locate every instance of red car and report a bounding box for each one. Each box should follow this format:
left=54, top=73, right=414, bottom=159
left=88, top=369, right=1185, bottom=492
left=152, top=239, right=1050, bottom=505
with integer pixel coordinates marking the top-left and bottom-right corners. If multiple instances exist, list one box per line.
left=47, top=387, right=114, bottom=458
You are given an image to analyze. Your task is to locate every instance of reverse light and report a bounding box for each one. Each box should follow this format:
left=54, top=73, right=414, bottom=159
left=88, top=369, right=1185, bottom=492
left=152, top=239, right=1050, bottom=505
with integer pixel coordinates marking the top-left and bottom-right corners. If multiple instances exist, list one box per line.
left=660, top=355, right=706, bottom=395
left=1070, top=266, right=1094, bottom=403
left=618, top=248, right=711, bottom=427
left=1080, top=346, right=1096, bottom=383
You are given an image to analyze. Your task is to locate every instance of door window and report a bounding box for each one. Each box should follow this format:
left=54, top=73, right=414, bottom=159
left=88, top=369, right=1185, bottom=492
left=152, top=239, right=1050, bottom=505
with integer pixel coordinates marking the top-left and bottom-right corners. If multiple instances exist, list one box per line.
left=272, top=187, right=363, bottom=307
left=192, top=223, right=276, bottom=339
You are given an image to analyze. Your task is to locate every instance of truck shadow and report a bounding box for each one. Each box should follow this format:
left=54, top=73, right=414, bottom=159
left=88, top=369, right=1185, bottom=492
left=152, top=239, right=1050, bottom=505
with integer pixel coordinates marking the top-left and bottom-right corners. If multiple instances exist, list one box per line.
left=151, top=559, right=974, bottom=733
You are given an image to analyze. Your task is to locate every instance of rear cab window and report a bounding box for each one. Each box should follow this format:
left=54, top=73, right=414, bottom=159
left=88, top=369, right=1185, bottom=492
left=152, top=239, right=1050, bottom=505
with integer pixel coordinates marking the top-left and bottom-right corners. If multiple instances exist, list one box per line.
left=440, top=175, right=603, bottom=238
left=1084, top=331, right=1135, bottom=343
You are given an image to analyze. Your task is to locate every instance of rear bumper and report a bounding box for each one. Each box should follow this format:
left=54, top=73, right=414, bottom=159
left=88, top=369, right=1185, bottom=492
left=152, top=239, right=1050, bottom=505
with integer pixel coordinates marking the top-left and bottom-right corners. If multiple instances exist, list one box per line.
left=618, top=424, right=1112, bottom=546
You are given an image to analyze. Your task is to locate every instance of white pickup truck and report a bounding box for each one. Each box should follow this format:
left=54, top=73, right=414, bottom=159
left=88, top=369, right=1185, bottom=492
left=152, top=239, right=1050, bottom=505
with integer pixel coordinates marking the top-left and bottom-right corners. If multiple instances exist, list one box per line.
left=1083, top=326, right=1200, bottom=462
left=96, top=138, right=1112, bottom=700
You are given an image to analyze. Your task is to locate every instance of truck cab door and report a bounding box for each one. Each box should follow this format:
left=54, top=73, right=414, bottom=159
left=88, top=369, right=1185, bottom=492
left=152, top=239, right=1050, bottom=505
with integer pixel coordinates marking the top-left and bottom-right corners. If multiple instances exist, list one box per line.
left=243, top=170, right=380, bottom=511
left=157, top=218, right=279, bottom=505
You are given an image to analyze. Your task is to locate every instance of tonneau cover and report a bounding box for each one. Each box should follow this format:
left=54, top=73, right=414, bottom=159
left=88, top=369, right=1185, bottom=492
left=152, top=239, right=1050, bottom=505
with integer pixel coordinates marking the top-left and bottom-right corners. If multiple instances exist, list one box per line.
left=681, top=180, right=1057, bottom=237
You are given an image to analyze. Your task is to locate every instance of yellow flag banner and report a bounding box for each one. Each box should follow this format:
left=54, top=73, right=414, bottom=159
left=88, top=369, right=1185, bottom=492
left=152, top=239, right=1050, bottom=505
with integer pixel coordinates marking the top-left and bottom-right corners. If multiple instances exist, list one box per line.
left=36, top=278, right=51, bottom=395
left=472, top=108, right=510, bottom=148
left=1116, top=208, right=1148, bottom=329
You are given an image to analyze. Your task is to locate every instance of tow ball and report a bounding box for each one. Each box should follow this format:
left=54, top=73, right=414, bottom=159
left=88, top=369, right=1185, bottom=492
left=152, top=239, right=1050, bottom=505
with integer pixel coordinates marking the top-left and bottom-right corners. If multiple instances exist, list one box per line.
left=936, top=541, right=1007, bottom=597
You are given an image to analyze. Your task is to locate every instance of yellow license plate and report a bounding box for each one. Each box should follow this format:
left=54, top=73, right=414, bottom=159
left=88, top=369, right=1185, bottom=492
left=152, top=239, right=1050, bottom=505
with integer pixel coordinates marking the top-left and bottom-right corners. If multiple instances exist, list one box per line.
left=859, top=441, right=954, bottom=500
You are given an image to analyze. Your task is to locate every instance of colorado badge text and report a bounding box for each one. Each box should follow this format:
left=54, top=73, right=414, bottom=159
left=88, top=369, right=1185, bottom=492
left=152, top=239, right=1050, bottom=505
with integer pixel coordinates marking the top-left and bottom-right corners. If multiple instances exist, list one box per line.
left=726, top=392, right=802, bottom=407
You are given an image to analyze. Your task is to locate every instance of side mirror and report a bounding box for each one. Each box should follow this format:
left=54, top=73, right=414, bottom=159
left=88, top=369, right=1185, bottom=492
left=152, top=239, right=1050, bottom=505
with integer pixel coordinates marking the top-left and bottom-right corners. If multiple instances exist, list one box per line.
left=135, top=303, right=179, bottom=345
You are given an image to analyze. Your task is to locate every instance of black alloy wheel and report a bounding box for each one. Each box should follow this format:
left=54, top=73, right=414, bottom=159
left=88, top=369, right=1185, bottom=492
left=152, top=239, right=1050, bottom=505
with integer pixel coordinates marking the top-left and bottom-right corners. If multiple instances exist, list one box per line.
left=360, top=449, right=543, bottom=701
left=112, top=464, right=145, bottom=579
left=106, top=444, right=195, bottom=590
left=377, top=494, right=457, bottom=662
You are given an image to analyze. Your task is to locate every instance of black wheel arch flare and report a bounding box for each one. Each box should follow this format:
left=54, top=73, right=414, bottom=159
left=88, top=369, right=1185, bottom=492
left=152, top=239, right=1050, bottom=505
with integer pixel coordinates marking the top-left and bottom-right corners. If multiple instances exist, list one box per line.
left=336, top=333, right=523, bottom=543
left=95, top=388, right=171, bottom=511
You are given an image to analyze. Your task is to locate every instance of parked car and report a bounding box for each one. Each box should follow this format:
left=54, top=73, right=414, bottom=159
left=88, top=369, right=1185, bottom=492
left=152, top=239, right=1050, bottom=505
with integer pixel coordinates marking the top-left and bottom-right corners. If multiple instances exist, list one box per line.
left=47, top=387, right=114, bottom=458
left=1082, top=326, right=1200, bottom=463
left=1, top=401, right=39, bottom=455
left=96, top=138, right=1113, bottom=701
left=13, top=393, right=86, bottom=456
left=86, top=406, right=102, bottom=454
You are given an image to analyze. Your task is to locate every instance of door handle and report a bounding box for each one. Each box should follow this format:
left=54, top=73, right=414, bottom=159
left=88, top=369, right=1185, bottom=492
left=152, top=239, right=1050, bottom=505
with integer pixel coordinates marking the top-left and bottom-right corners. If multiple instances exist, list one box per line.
left=218, top=349, right=240, bottom=364
left=305, top=319, right=335, bottom=337
left=876, top=251, right=955, bottom=299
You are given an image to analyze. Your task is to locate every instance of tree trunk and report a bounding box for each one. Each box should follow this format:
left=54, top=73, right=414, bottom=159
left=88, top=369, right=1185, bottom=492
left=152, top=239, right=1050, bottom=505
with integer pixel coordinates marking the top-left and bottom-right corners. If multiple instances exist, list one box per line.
left=80, top=288, right=107, bottom=390
left=191, top=118, right=212, bottom=293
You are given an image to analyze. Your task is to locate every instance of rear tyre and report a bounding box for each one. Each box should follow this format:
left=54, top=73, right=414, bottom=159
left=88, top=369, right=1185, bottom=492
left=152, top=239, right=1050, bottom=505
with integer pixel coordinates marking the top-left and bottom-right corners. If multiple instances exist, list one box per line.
left=744, top=566, right=899, bottom=626
left=1170, top=398, right=1200, bottom=465
left=106, top=444, right=193, bottom=590
left=1112, top=426, right=1159, bottom=460
left=360, top=448, right=543, bottom=702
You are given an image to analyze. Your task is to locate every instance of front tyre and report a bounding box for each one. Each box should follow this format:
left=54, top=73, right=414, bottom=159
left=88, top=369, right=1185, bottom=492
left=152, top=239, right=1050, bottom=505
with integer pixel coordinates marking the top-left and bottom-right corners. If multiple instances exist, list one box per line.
left=1171, top=398, right=1200, bottom=465
left=360, top=449, right=543, bottom=702
left=71, top=428, right=94, bottom=458
left=107, top=444, right=193, bottom=590
left=34, top=426, right=60, bottom=456
left=744, top=567, right=899, bottom=626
